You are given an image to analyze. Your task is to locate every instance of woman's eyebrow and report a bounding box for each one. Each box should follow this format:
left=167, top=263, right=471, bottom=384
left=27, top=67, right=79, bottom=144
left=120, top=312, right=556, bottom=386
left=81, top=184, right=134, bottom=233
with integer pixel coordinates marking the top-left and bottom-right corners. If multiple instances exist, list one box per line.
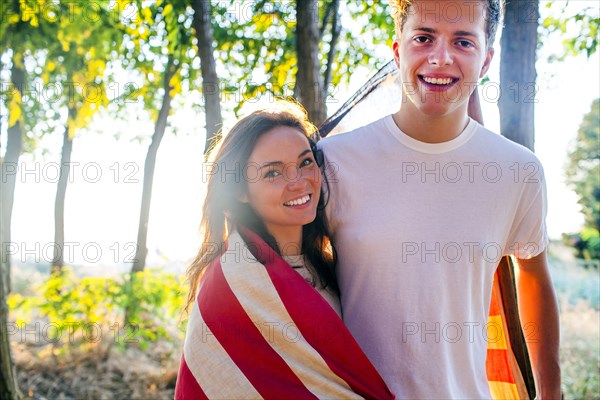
left=258, top=161, right=283, bottom=170
left=297, top=149, right=312, bottom=158
left=258, top=149, right=313, bottom=170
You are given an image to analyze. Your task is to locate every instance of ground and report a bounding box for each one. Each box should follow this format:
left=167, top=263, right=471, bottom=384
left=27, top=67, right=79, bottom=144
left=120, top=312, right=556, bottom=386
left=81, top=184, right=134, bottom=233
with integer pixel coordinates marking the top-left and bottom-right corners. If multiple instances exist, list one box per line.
left=7, top=240, right=600, bottom=399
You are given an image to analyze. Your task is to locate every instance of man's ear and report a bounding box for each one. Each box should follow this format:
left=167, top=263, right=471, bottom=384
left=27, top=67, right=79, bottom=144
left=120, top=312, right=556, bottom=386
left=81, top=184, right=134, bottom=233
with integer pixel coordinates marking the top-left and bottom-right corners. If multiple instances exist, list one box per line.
left=393, top=39, right=401, bottom=68
left=479, top=48, right=494, bottom=78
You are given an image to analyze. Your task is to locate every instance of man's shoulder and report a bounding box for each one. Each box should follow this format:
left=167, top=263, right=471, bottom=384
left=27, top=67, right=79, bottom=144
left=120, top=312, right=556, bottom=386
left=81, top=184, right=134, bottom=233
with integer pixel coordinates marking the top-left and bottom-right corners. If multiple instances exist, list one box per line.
left=318, top=115, right=391, bottom=152
left=472, top=123, right=542, bottom=164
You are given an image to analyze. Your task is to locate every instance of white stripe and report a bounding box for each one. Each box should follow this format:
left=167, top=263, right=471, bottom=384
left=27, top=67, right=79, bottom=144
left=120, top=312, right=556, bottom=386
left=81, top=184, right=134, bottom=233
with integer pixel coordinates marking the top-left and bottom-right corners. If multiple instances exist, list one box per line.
left=183, top=298, right=263, bottom=399
left=220, top=231, right=361, bottom=399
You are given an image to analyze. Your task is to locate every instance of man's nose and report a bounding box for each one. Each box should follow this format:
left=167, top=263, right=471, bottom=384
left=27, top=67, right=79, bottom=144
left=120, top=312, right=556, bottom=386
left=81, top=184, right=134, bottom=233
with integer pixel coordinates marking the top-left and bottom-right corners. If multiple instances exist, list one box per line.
left=428, top=42, right=453, bottom=66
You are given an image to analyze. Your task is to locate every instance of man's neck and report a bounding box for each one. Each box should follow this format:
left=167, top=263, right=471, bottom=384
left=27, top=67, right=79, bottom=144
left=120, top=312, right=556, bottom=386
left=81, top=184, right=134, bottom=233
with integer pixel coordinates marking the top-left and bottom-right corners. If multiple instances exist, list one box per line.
left=392, top=104, right=470, bottom=144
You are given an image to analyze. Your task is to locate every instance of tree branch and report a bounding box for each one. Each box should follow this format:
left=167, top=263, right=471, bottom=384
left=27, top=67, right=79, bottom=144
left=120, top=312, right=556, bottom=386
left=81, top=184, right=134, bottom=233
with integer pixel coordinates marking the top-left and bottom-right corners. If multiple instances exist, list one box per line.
left=323, top=0, right=340, bottom=89
left=319, top=2, right=333, bottom=41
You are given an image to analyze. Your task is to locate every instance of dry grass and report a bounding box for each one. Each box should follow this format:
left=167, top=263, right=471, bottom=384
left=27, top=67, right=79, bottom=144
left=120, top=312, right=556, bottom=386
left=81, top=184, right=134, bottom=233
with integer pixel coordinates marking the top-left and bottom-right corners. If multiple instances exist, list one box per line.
left=548, top=241, right=600, bottom=399
left=8, top=242, right=599, bottom=399
left=559, top=299, right=600, bottom=399
left=11, top=333, right=180, bottom=399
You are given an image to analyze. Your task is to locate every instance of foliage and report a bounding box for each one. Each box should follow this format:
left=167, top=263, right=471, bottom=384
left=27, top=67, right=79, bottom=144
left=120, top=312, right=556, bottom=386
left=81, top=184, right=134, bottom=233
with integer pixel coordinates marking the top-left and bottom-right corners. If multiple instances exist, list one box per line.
left=579, top=228, right=600, bottom=261
left=566, top=99, right=600, bottom=239
left=8, top=268, right=187, bottom=351
left=1, top=1, right=125, bottom=140
left=116, top=0, right=197, bottom=119
left=210, top=0, right=393, bottom=114
left=541, top=1, right=599, bottom=61
left=0, top=1, right=59, bottom=151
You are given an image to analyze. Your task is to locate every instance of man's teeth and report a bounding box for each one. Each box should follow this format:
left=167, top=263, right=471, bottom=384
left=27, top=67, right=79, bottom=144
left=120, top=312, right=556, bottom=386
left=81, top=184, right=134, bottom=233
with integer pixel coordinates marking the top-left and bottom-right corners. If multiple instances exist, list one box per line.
left=423, top=76, right=453, bottom=85
left=284, top=195, right=310, bottom=206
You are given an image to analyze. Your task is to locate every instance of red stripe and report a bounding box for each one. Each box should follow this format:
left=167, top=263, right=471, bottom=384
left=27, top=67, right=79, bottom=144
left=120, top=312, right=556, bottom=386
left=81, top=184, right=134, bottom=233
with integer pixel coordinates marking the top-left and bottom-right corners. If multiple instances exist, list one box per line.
left=175, top=355, right=209, bottom=400
left=486, top=349, right=516, bottom=384
left=240, top=228, right=394, bottom=400
left=198, top=257, right=318, bottom=399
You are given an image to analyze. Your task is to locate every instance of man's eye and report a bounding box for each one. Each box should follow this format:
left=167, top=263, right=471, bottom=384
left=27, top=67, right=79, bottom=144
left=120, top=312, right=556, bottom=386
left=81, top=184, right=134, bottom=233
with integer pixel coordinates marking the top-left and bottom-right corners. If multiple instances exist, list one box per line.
left=415, top=36, right=430, bottom=43
left=457, top=40, right=473, bottom=48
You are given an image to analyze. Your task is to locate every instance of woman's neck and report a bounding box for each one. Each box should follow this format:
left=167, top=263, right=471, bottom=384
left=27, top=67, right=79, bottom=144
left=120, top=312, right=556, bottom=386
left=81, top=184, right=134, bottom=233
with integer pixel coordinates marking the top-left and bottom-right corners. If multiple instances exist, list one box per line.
left=269, top=227, right=303, bottom=256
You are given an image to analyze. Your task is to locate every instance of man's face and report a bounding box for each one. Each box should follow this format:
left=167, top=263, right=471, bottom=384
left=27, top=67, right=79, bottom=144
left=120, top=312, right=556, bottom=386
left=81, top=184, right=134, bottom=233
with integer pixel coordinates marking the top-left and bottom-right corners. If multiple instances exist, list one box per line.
left=393, top=0, right=494, bottom=118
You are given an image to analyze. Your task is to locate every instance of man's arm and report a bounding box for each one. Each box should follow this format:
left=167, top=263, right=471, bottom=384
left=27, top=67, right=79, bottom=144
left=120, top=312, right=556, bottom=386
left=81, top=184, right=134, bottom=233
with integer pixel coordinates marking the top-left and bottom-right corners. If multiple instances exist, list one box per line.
left=516, top=250, right=561, bottom=399
left=468, top=87, right=484, bottom=125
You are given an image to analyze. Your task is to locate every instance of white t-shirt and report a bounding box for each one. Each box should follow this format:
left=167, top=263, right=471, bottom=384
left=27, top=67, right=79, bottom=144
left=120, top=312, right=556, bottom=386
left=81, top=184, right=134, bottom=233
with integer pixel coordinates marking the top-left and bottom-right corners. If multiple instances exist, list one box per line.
left=319, top=116, right=548, bottom=399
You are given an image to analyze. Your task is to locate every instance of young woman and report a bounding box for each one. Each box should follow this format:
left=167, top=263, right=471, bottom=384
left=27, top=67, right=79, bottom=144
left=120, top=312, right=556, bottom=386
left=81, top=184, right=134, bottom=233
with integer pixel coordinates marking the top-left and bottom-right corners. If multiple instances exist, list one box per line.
left=174, top=101, right=393, bottom=399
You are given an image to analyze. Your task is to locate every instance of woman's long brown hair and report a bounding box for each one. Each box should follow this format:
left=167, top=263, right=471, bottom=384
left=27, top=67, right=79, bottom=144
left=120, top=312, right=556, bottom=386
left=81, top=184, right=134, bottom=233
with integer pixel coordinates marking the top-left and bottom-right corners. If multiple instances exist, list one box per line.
left=184, top=101, right=338, bottom=313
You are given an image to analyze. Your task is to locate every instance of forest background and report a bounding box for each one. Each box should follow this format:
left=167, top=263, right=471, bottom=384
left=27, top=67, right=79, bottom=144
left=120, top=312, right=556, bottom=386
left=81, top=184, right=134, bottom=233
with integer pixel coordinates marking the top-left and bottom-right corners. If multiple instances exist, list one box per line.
left=0, top=0, right=599, bottom=398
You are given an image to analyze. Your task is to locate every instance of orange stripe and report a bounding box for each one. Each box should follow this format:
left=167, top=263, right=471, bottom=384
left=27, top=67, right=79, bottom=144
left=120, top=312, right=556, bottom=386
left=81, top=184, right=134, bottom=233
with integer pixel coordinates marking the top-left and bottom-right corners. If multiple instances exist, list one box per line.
left=489, top=281, right=502, bottom=316
left=486, top=349, right=516, bottom=384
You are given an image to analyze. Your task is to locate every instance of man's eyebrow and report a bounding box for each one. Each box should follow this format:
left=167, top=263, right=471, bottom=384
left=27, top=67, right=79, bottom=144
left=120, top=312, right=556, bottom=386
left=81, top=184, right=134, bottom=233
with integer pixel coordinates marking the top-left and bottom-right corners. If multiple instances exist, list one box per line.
left=413, top=27, right=477, bottom=38
left=258, top=149, right=313, bottom=170
left=454, top=30, right=477, bottom=38
left=413, top=27, right=437, bottom=34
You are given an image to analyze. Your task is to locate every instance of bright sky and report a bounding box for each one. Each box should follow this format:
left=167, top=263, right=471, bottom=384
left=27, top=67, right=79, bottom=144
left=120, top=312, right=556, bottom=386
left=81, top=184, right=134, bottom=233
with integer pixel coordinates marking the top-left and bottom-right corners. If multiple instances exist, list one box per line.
left=4, top=2, right=600, bottom=269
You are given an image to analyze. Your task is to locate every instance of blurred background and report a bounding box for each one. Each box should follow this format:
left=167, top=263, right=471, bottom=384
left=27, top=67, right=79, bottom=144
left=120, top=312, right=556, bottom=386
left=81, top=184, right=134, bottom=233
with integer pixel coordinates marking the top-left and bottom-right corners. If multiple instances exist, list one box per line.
left=1, top=1, right=598, bottom=398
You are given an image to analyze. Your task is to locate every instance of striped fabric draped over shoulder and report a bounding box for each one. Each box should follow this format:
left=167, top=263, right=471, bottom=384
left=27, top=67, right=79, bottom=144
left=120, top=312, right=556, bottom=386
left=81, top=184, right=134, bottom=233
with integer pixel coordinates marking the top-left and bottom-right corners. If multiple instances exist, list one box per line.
left=487, top=256, right=535, bottom=400
left=175, top=228, right=394, bottom=400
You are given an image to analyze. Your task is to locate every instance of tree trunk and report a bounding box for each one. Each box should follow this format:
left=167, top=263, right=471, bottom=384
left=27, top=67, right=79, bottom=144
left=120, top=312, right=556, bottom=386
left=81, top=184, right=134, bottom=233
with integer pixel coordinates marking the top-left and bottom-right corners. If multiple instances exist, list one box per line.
left=499, top=0, right=539, bottom=150
left=296, top=0, right=327, bottom=126
left=131, top=57, right=176, bottom=273
left=0, top=262, right=20, bottom=400
left=192, top=0, right=223, bottom=155
left=1, top=61, right=25, bottom=292
left=0, top=65, right=23, bottom=397
left=323, top=0, right=341, bottom=90
left=51, top=107, right=75, bottom=273
left=0, top=233, right=21, bottom=400
left=498, top=4, right=540, bottom=398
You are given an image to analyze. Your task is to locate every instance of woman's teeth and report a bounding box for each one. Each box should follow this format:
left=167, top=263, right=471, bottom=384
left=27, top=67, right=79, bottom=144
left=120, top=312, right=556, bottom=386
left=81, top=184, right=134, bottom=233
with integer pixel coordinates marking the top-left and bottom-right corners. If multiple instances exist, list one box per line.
left=284, top=195, right=310, bottom=206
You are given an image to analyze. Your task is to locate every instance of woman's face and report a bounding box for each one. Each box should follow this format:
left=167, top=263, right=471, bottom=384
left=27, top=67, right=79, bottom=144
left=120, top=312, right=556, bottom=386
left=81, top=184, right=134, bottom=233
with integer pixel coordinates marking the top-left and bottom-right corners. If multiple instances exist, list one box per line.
left=242, top=126, right=321, bottom=245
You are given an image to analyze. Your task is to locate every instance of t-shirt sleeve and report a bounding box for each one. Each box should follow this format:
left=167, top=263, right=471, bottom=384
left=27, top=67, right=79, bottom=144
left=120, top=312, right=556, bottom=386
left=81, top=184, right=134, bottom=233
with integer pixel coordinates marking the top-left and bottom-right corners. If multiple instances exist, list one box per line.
left=504, top=158, right=549, bottom=259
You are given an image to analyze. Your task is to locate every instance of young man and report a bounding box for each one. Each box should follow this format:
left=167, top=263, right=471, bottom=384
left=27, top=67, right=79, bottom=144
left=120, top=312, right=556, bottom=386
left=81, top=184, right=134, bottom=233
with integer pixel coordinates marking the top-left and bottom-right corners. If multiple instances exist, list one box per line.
left=319, top=1, right=561, bottom=398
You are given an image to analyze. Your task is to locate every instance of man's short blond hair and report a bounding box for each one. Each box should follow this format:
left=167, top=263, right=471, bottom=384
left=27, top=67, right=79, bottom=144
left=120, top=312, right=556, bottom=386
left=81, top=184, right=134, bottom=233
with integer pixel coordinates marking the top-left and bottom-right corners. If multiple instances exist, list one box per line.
left=389, top=0, right=504, bottom=49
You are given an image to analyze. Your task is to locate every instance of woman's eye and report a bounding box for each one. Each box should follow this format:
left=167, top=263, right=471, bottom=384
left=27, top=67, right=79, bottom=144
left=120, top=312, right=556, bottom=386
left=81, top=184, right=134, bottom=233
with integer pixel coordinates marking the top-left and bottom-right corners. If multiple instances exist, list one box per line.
left=264, top=170, right=281, bottom=179
left=300, top=157, right=315, bottom=167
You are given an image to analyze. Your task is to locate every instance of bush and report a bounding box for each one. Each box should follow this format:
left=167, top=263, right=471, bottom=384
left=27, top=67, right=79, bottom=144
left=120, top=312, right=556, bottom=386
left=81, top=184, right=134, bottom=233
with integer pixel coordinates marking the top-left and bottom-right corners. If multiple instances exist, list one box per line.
left=581, top=228, right=600, bottom=260
left=563, top=228, right=600, bottom=261
left=8, top=267, right=187, bottom=351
